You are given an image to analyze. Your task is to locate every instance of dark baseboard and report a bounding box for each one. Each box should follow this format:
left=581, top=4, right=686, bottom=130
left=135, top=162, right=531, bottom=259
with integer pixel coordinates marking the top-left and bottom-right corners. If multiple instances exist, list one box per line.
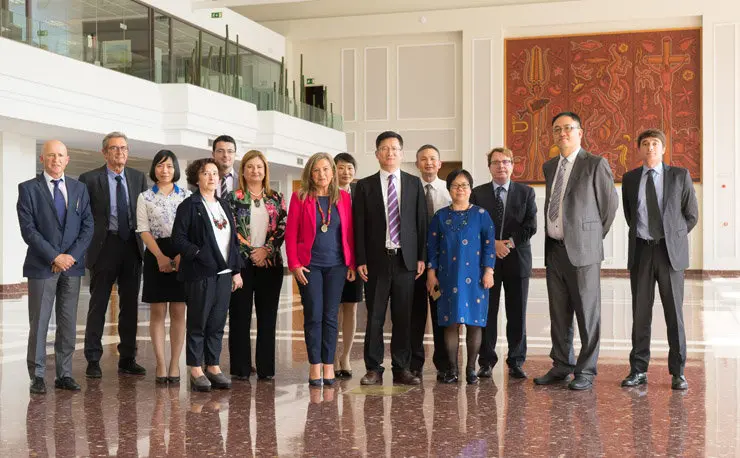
left=532, top=268, right=740, bottom=279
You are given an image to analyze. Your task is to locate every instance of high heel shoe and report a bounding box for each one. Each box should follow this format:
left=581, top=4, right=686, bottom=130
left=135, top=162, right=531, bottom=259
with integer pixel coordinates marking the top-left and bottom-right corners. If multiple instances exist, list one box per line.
left=308, top=378, right=323, bottom=387
left=466, top=370, right=479, bottom=385
left=442, top=370, right=458, bottom=384
left=323, top=378, right=336, bottom=386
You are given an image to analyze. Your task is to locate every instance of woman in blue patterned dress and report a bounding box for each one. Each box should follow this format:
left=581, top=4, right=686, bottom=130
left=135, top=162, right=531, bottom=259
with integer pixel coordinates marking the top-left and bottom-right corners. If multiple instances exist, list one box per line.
left=426, top=169, right=496, bottom=385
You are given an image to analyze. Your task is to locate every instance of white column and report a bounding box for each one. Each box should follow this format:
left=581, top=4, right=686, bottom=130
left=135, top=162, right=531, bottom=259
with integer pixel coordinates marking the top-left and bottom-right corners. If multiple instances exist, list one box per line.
left=177, top=158, right=188, bottom=190
left=0, top=132, right=37, bottom=287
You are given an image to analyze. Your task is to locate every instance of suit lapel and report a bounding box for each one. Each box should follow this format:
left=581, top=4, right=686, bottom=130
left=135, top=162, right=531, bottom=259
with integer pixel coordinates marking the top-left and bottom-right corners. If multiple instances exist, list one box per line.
left=97, top=166, right=111, bottom=223
left=63, top=180, right=79, bottom=228
left=35, top=175, right=58, bottom=219
left=502, top=181, right=515, bottom=231
left=662, top=164, right=671, bottom=210
left=370, top=173, right=387, bottom=225
left=194, top=193, right=222, bottom=261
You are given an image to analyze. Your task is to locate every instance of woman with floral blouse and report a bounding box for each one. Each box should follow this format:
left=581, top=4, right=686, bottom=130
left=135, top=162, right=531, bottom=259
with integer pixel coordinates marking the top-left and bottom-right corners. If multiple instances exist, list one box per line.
left=227, top=150, right=287, bottom=380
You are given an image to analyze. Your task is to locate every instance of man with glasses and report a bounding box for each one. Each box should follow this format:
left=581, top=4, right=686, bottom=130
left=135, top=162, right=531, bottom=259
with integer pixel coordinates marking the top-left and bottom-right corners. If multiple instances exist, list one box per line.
left=212, top=135, right=237, bottom=198
left=471, top=147, right=537, bottom=380
left=534, top=112, right=619, bottom=390
left=79, top=132, right=148, bottom=378
left=354, top=131, right=427, bottom=386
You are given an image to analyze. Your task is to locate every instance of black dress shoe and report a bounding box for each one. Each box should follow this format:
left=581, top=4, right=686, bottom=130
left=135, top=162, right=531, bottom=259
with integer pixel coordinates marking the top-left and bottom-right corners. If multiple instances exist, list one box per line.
left=308, top=378, right=323, bottom=387
left=442, top=370, right=458, bottom=384
left=155, top=376, right=169, bottom=385
left=672, top=375, right=688, bottom=390
left=393, top=370, right=421, bottom=385
left=118, top=359, right=146, bottom=376
left=360, top=371, right=383, bottom=385
left=568, top=375, right=593, bottom=390
left=436, top=371, right=446, bottom=381
left=167, top=376, right=181, bottom=384
left=509, top=366, right=528, bottom=379
left=323, top=378, right=336, bottom=386
left=55, top=376, right=81, bottom=391
left=205, top=372, right=232, bottom=389
left=30, top=377, right=46, bottom=394
left=258, top=375, right=274, bottom=381
left=190, top=375, right=212, bottom=392
left=533, top=370, right=569, bottom=386
left=410, top=369, right=423, bottom=379
left=477, top=366, right=493, bottom=378
left=86, top=361, right=102, bottom=379
left=621, top=372, right=648, bottom=387
left=336, top=370, right=353, bottom=379
left=466, top=370, right=479, bottom=385
left=231, top=374, right=250, bottom=381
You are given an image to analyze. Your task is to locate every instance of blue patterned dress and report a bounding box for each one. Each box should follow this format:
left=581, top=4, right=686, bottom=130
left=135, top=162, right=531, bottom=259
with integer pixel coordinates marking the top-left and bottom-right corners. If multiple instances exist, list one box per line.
left=427, top=205, right=496, bottom=327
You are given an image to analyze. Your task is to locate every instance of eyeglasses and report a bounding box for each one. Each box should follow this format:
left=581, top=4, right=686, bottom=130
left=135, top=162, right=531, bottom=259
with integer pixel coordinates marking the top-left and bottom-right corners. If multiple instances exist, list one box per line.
left=450, top=184, right=470, bottom=190
left=378, top=146, right=402, bottom=154
left=490, top=160, right=512, bottom=167
left=552, top=125, right=580, bottom=135
left=215, top=149, right=236, bottom=155
left=107, top=146, right=129, bottom=153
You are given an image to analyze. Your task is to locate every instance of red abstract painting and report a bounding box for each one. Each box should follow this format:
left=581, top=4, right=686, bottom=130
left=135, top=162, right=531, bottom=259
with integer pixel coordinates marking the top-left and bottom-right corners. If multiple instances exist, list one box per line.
left=505, top=28, right=701, bottom=183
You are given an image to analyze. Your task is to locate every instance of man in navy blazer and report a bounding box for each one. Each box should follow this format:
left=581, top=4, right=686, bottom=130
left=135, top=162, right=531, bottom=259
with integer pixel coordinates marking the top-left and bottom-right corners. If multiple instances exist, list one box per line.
left=17, top=140, right=93, bottom=394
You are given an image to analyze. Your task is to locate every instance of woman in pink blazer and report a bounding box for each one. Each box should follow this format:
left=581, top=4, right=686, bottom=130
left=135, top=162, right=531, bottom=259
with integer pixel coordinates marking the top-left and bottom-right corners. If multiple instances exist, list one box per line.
left=285, top=152, right=356, bottom=387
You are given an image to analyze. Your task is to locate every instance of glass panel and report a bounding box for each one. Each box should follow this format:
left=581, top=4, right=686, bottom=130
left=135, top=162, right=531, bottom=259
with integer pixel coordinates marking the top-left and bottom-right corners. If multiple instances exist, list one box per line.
left=171, top=18, right=198, bottom=84
left=152, top=12, right=169, bottom=83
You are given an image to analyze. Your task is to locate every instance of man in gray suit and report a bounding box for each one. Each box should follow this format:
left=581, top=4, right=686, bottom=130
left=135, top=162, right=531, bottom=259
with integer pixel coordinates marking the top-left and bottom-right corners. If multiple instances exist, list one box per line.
left=534, top=112, right=619, bottom=390
left=17, top=140, right=94, bottom=394
left=620, top=128, right=698, bottom=390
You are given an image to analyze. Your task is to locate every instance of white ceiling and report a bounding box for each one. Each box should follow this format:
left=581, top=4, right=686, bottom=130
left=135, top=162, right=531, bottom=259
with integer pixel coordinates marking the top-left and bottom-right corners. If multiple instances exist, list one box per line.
left=231, top=0, right=566, bottom=22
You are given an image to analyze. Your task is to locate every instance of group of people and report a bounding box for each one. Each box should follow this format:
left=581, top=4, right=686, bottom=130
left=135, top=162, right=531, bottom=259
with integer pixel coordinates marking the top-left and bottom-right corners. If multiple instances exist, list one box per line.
left=18, top=109, right=698, bottom=395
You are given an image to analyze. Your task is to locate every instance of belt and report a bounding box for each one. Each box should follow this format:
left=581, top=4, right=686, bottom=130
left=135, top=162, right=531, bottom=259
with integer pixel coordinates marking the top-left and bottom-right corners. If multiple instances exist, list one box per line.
left=547, top=237, right=565, bottom=247
left=384, top=248, right=401, bottom=256
left=637, top=237, right=663, bottom=246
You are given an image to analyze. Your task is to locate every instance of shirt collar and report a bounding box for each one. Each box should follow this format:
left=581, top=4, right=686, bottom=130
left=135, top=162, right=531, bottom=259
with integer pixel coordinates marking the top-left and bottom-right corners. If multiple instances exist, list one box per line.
left=422, top=176, right=445, bottom=190
left=106, top=167, right=126, bottom=179
left=560, top=148, right=580, bottom=164
left=152, top=184, right=181, bottom=194
left=492, top=180, right=510, bottom=192
left=642, top=162, right=664, bottom=176
left=43, top=171, right=65, bottom=184
left=223, top=168, right=234, bottom=178
left=379, top=168, right=401, bottom=182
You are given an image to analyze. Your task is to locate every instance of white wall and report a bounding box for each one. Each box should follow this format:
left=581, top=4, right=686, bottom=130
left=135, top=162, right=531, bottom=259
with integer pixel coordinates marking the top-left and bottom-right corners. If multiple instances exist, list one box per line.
left=261, top=0, right=740, bottom=271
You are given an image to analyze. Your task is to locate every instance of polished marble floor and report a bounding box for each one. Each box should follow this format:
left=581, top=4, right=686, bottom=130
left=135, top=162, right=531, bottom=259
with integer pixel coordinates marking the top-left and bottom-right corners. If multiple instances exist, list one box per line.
left=0, top=276, right=739, bottom=456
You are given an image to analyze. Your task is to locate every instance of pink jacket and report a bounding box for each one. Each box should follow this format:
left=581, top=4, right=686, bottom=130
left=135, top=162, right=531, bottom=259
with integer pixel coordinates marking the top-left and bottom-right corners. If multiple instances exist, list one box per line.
left=285, top=190, right=355, bottom=271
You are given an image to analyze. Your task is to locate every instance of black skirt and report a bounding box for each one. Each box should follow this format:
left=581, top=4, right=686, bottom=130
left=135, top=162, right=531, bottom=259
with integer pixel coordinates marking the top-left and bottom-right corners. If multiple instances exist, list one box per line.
left=142, top=237, right=186, bottom=303
left=340, top=276, right=364, bottom=303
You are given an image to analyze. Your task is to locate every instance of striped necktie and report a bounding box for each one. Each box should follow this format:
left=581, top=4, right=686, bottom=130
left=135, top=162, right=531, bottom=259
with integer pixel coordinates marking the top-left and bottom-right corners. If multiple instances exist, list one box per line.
left=388, top=174, right=400, bottom=245
left=548, top=159, right=568, bottom=221
left=220, top=173, right=230, bottom=198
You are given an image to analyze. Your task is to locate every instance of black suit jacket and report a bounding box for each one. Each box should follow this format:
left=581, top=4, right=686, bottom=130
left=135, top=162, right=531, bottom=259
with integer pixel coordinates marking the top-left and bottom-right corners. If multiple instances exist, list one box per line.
left=353, top=171, right=427, bottom=271
left=171, top=191, right=243, bottom=282
left=78, top=165, right=147, bottom=269
left=622, top=164, right=698, bottom=271
left=471, top=181, right=537, bottom=277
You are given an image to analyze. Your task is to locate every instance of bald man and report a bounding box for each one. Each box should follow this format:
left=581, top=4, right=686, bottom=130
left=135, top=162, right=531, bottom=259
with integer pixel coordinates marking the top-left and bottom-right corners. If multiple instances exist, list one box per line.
left=17, top=140, right=94, bottom=394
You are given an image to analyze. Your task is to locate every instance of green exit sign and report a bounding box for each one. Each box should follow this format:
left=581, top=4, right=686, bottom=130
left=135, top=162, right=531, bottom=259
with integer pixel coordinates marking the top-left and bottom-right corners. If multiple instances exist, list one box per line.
left=306, top=78, right=314, bottom=85
left=37, top=30, right=48, bottom=37
left=211, top=12, right=222, bottom=18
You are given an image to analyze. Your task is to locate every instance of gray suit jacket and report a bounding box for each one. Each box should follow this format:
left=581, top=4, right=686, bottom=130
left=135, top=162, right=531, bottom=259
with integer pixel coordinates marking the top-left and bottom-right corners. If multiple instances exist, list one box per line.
left=622, top=164, right=698, bottom=271
left=543, top=149, right=619, bottom=267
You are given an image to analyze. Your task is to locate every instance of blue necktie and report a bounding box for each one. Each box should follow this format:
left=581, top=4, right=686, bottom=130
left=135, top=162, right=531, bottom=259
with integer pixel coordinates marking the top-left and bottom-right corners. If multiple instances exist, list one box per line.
left=52, top=179, right=66, bottom=225
left=115, top=175, right=130, bottom=241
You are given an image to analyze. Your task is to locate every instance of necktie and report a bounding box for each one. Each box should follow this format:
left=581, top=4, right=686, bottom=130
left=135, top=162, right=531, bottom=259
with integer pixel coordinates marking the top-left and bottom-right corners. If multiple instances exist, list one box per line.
left=494, top=186, right=504, bottom=238
left=388, top=174, right=400, bottom=245
left=115, top=175, right=130, bottom=241
left=646, top=169, right=664, bottom=240
left=548, top=159, right=568, bottom=221
left=220, top=173, right=230, bottom=198
left=51, top=179, right=66, bottom=225
left=425, top=183, right=434, bottom=223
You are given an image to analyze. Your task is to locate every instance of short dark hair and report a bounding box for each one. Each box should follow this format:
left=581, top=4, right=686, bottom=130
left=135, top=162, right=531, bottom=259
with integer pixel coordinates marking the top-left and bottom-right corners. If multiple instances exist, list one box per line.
left=333, top=152, right=357, bottom=168
left=375, top=131, right=404, bottom=150
left=552, top=111, right=582, bottom=128
left=212, top=135, right=236, bottom=152
left=637, top=128, right=667, bottom=147
left=149, top=149, right=180, bottom=183
left=185, top=158, right=217, bottom=187
left=416, top=144, right=440, bottom=159
left=445, top=168, right=474, bottom=191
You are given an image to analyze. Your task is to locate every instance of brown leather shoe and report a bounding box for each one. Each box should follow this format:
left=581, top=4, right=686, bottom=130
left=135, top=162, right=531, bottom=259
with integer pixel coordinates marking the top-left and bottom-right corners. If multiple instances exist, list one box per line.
left=360, top=371, right=383, bottom=385
left=393, top=370, right=421, bottom=385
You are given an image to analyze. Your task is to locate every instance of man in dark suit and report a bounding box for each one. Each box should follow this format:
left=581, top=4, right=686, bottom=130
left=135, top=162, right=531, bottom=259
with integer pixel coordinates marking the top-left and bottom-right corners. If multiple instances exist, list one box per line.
left=354, top=131, right=427, bottom=385
left=17, top=140, right=94, bottom=394
left=620, top=128, right=698, bottom=390
left=471, top=147, right=537, bottom=380
left=79, top=131, right=148, bottom=378
left=534, top=112, right=619, bottom=390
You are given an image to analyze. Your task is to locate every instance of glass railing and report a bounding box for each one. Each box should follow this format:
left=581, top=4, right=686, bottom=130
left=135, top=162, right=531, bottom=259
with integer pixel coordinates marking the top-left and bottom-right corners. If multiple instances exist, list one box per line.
left=0, top=7, right=343, bottom=131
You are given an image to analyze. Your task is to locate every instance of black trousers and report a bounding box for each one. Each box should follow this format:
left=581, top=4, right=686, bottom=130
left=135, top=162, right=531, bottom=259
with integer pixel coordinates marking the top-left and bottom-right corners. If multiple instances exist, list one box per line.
left=410, top=269, right=448, bottom=372
left=84, top=232, right=142, bottom=363
left=478, top=269, right=529, bottom=369
left=629, top=239, right=686, bottom=376
left=228, top=261, right=284, bottom=377
left=185, top=273, right=232, bottom=367
left=363, top=252, right=415, bottom=372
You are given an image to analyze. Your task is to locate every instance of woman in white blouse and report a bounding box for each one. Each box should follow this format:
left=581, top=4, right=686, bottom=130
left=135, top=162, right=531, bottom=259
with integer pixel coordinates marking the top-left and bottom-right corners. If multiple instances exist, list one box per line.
left=136, top=150, right=190, bottom=384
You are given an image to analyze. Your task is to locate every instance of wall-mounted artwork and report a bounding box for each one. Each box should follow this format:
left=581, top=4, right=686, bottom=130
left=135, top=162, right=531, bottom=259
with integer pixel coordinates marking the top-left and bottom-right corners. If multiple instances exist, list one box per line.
left=505, top=28, right=701, bottom=183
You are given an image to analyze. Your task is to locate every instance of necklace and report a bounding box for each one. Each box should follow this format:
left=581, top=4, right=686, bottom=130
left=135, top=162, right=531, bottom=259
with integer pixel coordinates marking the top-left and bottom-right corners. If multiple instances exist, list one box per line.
left=248, top=188, right=264, bottom=207
left=316, top=197, right=332, bottom=233
left=204, top=199, right=228, bottom=230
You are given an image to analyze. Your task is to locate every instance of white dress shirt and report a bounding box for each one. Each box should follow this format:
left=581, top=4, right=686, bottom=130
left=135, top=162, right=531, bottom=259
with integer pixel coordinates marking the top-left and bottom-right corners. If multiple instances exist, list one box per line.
left=491, top=180, right=510, bottom=239
left=636, top=163, right=665, bottom=240
left=204, top=199, right=232, bottom=274
left=217, top=168, right=236, bottom=198
left=379, top=168, right=402, bottom=249
left=43, top=171, right=68, bottom=206
left=422, top=176, right=452, bottom=216
left=546, top=149, right=579, bottom=240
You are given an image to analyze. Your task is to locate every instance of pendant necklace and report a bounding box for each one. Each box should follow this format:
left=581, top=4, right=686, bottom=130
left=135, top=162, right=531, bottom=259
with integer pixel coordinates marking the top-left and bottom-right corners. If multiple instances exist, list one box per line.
left=248, top=188, right=264, bottom=207
left=204, top=198, right=228, bottom=230
left=317, top=198, right=332, bottom=233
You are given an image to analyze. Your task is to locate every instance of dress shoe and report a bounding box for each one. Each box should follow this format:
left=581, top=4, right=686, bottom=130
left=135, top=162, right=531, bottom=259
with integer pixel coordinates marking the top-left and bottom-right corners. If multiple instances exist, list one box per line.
left=190, top=374, right=212, bottom=392
left=86, top=361, right=102, bottom=379
left=466, top=370, right=479, bottom=385
left=477, top=366, right=493, bottom=378
left=30, top=377, right=46, bottom=394
left=621, top=372, right=648, bottom=387
left=167, top=376, right=181, bottom=384
left=410, top=369, right=423, bottom=379
left=205, top=371, right=232, bottom=389
left=442, top=370, right=458, bottom=384
left=118, top=359, right=146, bottom=376
left=231, top=374, right=250, bottom=381
left=360, top=371, right=383, bottom=385
left=308, top=378, right=323, bottom=387
left=258, top=375, right=274, bottom=381
left=323, top=378, right=337, bottom=386
left=533, top=370, right=569, bottom=386
left=509, top=366, right=528, bottom=379
left=436, top=371, right=446, bottom=381
left=568, top=374, right=593, bottom=390
left=672, top=375, right=689, bottom=390
left=336, top=370, right=353, bottom=379
left=54, top=376, right=81, bottom=391
left=393, top=370, right=421, bottom=385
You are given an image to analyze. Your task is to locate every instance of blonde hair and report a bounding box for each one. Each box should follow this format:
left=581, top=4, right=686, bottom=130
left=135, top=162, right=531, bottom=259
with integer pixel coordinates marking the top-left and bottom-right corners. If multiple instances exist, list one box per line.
left=487, top=146, right=513, bottom=165
left=238, top=150, right=274, bottom=197
left=299, top=152, right=340, bottom=205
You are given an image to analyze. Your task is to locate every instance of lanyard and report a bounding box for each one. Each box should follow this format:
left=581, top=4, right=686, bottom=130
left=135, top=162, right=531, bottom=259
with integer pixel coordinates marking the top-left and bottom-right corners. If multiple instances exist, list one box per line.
left=317, top=199, right=332, bottom=233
